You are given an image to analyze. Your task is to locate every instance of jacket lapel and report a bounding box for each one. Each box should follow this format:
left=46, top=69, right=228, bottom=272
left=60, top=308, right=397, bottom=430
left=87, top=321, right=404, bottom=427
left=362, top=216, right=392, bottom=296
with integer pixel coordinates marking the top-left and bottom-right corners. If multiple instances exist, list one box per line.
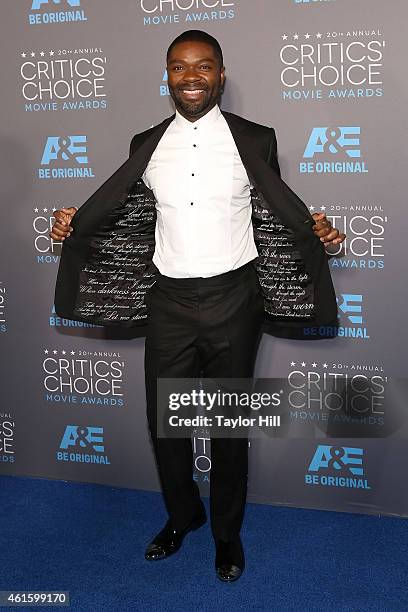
left=71, top=115, right=174, bottom=243
left=222, top=111, right=327, bottom=289
left=223, top=111, right=315, bottom=231
left=128, top=114, right=175, bottom=179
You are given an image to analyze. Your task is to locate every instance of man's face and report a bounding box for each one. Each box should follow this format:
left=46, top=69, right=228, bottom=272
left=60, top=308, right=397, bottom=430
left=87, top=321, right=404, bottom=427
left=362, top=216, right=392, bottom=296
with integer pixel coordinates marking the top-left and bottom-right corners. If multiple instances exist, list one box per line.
left=167, top=40, right=225, bottom=121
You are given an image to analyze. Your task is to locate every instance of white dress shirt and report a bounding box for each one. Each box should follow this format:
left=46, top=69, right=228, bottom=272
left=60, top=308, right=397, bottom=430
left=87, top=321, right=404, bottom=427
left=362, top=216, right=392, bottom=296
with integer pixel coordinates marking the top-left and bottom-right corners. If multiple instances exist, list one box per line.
left=142, top=104, right=258, bottom=278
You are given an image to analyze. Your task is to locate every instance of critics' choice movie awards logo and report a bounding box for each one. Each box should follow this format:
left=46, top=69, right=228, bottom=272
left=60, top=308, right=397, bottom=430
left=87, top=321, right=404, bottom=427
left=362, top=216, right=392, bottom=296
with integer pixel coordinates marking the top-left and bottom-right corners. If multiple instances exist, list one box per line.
left=38, top=135, right=95, bottom=179
left=32, top=208, right=99, bottom=275
left=308, top=203, right=387, bottom=271
left=57, top=425, right=110, bottom=465
left=300, top=126, right=368, bottom=174
left=305, top=444, right=371, bottom=490
left=193, top=436, right=211, bottom=484
left=42, top=349, right=125, bottom=407
left=0, top=283, right=6, bottom=333
left=32, top=206, right=61, bottom=263
left=0, top=415, right=15, bottom=463
left=28, top=0, right=87, bottom=25
left=140, top=0, right=235, bottom=26
left=287, top=360, right=386, bottom=429
left=20, top=49, right=108, bottom=113
left=279, top=29, right=385, bottom=101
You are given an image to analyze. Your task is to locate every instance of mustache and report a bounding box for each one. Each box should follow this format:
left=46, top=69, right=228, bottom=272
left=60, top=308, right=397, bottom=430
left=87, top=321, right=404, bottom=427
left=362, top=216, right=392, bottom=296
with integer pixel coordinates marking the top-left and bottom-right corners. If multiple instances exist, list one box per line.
left=175, top=85, right=209, bottom=92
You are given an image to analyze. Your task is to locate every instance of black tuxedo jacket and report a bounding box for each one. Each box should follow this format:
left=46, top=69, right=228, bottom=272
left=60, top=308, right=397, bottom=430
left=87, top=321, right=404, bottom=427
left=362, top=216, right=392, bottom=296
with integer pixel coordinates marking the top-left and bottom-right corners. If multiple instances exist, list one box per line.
left=54, top=111, right=338, bottom=340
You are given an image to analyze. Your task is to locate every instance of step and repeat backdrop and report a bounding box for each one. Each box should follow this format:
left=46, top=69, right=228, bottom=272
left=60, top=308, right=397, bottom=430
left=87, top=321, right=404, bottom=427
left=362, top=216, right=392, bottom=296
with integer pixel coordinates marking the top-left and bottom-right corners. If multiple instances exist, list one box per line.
left=1, top=0, right=407, bottom=517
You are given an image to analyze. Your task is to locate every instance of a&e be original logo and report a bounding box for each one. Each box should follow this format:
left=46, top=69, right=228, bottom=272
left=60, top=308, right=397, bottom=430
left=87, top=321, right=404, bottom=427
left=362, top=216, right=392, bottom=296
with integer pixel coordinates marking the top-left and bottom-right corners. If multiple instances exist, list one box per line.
left=57, top=424, right=111, bottom=464
left=29, top=0, right=87, bottom=25
left=38, top=135, right=95, bottom=179
left=300, top=126, right=368, bottom=174
left=337, top=292, right=369, bottom=339
left=305, top=444, right=371, bottom=489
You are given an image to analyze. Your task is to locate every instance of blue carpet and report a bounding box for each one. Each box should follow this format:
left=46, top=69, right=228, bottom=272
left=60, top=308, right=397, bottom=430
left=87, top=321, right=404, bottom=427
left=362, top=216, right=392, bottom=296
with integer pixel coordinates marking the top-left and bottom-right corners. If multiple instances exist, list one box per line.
left=0, top=475, right=407, bottom=611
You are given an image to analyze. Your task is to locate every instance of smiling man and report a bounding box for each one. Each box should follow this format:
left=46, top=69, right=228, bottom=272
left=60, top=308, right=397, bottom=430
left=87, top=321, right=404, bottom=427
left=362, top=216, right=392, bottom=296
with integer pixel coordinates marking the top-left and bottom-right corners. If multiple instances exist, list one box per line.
left=50, top=30, right=345, bottom=583
left=167, top=36, right=222, bottom=117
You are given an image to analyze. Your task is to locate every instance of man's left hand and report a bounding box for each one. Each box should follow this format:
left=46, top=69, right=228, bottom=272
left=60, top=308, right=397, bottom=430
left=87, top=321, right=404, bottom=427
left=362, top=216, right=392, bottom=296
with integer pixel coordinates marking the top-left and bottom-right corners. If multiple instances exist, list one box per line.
left=311, top=212, right=345, bottom=246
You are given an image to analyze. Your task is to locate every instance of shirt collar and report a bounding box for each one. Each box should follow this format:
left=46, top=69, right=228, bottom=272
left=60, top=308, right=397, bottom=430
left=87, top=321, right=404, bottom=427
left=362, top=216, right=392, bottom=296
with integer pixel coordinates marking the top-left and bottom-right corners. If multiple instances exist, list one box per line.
left=174, top=104, right=221, bottom=130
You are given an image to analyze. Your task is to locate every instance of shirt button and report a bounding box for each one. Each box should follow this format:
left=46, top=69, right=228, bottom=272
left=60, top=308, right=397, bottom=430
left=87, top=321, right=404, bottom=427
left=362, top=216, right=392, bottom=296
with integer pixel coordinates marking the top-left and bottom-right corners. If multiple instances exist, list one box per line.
left=193, top=144, right=197, bottom=147
left=190, top=202, right=194, bottom=206
left=191, top=173, right=195, bottom=176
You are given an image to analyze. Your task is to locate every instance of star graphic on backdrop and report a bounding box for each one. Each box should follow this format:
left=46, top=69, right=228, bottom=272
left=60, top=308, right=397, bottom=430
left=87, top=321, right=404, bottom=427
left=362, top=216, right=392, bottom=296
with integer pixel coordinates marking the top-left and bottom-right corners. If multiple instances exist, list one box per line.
left=301, top=361, right=306, bottom=367
left=62, top=350, right=66, bottom=355
left=43, top=207, right=48, bottom=212
left=52, top=207, right=57, bottom=212
left=49, top=50, right=54, bottom=56
left=282, top=34, right=288, bottom=40
left=309, top=205, right=315, bottom=211
left=30, top=51, right=35, bottom=57
left=293, top=34, right=299, bottom=40
left=290, top=361, right=296, bottom=366
left=312, top=362, right=317, bottom=367
left=53, top=350, right=58, bottom=355
left=323, top=363, right=328, bottom=368
left=34, top=207, right=39, bottom=213
left=21, top=52, right=26, bottom=58
left=316, top=32, right=322, bottom=39
left=305, top=33, right=311, bottom=39
left=320, top=205, right=326, bottom=211
left=44, top=349, right=49, bottom=354
left=70, top=351, right=75, bottom=355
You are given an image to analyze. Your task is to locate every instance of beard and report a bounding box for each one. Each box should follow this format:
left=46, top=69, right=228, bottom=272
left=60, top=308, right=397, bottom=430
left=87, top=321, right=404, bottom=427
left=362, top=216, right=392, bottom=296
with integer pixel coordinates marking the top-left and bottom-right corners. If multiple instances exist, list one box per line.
left=169, top=85, right=218, bottom=118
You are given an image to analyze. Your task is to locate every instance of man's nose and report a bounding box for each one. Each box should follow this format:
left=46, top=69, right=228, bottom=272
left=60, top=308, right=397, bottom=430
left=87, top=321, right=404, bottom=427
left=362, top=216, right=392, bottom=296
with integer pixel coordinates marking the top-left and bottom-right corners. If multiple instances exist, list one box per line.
left=182, top=67, right=201, bottom=81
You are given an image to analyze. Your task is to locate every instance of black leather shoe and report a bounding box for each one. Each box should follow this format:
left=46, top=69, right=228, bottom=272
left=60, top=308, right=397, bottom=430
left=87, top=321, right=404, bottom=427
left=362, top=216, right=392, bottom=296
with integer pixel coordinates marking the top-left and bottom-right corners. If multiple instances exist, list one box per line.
left=215, top=537, right=245, bottom=582
left=145, top=508, right=207, bottom=561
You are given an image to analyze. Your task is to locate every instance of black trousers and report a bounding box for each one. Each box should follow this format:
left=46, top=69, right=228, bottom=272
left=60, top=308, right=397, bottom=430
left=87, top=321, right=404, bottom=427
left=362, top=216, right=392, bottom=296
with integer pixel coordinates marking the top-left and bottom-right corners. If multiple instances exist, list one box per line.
left=144, top=260, right=264, bottom=541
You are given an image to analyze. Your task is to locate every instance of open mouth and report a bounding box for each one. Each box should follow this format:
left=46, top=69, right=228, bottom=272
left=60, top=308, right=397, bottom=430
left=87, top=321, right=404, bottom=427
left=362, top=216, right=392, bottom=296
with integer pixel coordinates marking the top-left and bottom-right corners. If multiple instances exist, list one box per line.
left=179, top=89, right=206, bottom=100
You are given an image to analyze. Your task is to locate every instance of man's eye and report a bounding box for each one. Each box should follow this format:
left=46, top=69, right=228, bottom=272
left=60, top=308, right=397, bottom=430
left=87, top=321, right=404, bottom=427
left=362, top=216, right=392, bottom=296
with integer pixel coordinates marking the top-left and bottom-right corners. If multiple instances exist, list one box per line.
left=172, top=66, right=184, bottom=71
left=200, top=65, right=211, bottom=70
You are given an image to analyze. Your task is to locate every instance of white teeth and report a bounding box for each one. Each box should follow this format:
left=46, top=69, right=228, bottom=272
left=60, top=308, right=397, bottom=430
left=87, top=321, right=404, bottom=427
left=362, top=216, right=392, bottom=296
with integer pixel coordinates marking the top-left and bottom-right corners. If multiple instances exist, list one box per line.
left=183, top=90, right=203, bottom=93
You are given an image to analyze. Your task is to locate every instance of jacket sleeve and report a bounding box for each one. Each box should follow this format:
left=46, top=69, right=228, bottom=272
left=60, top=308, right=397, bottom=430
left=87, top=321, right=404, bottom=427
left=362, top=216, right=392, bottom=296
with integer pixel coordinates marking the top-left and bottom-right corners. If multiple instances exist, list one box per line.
left=266, top=128, right=281, bottom=178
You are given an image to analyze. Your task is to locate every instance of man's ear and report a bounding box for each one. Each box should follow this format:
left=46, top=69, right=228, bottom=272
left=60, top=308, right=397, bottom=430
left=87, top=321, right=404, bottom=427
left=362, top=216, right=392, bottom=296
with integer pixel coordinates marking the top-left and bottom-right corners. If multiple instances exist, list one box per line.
left=220, top=67, right=226, bottom=93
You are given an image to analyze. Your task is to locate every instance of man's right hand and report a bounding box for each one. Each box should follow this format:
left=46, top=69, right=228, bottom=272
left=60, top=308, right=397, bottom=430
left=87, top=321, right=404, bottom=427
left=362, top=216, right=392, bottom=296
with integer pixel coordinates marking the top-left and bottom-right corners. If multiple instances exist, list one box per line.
left=49, top=207, right=78, bottom=241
